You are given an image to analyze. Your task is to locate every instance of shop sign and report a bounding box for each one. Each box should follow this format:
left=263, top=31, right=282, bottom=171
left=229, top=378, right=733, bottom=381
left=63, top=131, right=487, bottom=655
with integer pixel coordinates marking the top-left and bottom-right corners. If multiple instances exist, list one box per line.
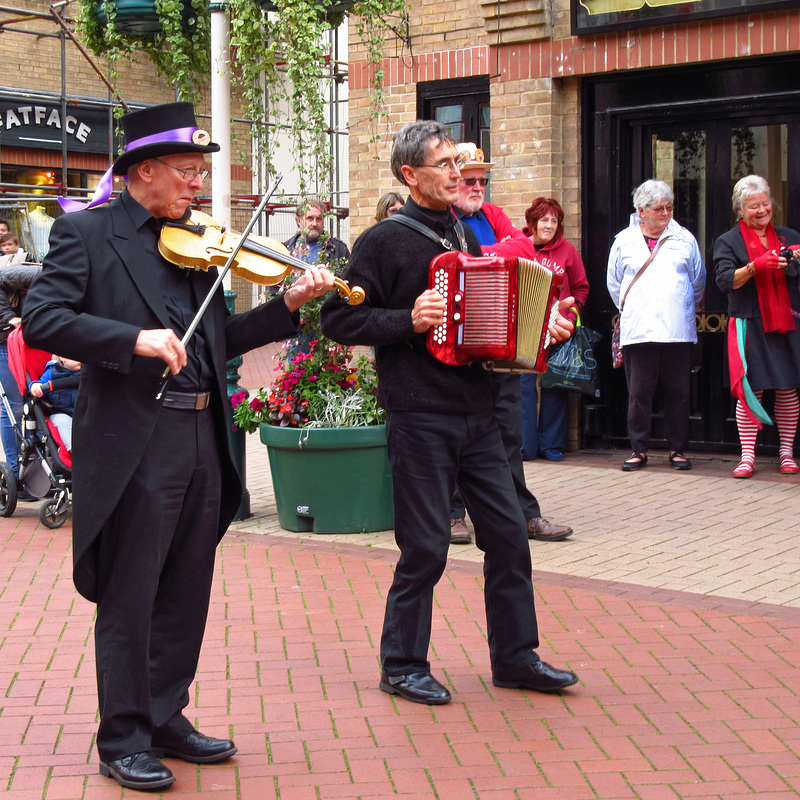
left=0, top=101, right=109, bottom=154
left=572, top=0, right=799, bottom=35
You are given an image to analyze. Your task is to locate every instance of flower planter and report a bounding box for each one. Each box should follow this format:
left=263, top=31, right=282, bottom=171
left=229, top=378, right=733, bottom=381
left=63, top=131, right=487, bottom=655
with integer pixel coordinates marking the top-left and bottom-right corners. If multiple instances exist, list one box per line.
left=94, top=0, right=192, bottom=35
left=259, top=423, right=393, bottom=534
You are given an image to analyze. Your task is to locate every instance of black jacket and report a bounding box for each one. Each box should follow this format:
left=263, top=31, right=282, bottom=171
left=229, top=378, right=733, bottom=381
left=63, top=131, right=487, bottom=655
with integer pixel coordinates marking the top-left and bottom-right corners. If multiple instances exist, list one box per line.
left=23, top=193, right=300, bottom=600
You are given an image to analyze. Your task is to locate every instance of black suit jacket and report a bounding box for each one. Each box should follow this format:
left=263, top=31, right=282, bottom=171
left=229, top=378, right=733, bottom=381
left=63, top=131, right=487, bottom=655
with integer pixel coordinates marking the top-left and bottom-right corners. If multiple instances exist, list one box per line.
left=23, top=194, right=299, bottom=600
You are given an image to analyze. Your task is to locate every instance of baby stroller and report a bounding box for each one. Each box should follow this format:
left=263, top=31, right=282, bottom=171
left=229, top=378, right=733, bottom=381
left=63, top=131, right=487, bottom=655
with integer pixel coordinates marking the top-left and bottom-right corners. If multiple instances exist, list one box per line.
left=0, top=327, right=72, bottom=528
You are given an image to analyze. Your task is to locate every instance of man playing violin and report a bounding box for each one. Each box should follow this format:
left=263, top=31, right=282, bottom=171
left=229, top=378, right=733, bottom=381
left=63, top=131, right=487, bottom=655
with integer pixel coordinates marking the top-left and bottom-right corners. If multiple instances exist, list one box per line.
left=23, top=102, right=335, bottom=792
left=321, top=120, right=579, bottom=708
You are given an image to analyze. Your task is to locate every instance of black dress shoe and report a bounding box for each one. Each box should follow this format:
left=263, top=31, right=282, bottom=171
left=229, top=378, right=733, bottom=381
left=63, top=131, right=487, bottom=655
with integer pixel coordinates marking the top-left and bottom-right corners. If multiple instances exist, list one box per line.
left=99, top=752, right=175, bottom=790
left=379, top=671, right=452, bottom=705
left=492, top=660, right=579, bottom=693
left=151, top=731, right=238, bottom=763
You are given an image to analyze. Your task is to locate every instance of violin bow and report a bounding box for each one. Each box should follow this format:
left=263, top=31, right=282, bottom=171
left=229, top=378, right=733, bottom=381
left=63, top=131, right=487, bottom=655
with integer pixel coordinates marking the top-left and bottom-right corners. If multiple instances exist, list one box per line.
left=155, top=175, right=283, bottom=400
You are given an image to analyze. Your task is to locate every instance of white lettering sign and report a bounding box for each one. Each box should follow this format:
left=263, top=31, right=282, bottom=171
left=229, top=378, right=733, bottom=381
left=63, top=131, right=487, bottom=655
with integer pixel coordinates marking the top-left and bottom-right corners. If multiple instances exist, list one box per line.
left=0, top=104, right=93, bottom=144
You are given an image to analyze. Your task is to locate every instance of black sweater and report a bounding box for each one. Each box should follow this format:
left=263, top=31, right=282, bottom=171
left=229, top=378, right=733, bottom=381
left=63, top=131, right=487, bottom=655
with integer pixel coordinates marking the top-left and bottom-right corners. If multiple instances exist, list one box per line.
left=321, top=200, right=492, bottom=415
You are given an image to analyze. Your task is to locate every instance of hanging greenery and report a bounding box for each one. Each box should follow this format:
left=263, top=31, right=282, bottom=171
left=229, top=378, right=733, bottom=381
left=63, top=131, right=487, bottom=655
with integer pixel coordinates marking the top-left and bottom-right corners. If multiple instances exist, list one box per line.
left=77, top=0, right=406, bottom=191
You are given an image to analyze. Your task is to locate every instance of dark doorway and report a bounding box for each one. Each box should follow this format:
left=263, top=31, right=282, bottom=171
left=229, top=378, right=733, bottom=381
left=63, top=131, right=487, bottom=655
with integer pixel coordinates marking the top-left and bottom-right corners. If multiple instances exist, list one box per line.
left=582, top=55, right=800, bottom=453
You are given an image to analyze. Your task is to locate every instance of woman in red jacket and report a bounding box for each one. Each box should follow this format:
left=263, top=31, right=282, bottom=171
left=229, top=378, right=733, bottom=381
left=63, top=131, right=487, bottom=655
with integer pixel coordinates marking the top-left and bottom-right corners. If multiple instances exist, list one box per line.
left=521, top=197, right=590, bottom=460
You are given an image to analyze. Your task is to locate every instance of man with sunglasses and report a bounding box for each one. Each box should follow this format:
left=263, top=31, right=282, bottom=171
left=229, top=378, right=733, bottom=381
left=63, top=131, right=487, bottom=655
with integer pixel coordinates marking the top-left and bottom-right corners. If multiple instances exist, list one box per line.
left=447, top=143, right=574, bottom=546
left=24, top=102, right=335, bottom=791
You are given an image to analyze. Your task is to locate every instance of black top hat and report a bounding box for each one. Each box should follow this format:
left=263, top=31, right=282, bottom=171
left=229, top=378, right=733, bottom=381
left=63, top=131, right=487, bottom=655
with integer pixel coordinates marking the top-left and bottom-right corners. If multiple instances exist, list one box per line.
left=112, top=102, right=220, bottom=176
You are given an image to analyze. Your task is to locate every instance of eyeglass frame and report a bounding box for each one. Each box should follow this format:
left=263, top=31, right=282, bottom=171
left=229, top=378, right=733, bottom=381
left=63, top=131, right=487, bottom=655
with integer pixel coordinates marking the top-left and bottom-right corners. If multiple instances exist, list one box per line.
left=461, top=177, right=489, bottom=187
left=153, top=157, right=210, bottom=182
left=646, top=203, right=673, bottom=214
left=417, top=158, right=465, bottom=172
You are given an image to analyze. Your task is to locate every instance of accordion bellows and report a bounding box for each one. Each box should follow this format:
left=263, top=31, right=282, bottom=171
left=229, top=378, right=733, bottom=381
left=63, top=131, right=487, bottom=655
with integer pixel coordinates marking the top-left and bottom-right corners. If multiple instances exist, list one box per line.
left=427, top=251, right=563, bottom=373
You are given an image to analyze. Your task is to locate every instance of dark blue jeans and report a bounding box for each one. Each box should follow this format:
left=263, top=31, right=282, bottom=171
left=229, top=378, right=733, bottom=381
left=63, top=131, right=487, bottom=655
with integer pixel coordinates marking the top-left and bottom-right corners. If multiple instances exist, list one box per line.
left=382, top=409, right=540, bottom=676
left=520, top=374, right=568, bottom=458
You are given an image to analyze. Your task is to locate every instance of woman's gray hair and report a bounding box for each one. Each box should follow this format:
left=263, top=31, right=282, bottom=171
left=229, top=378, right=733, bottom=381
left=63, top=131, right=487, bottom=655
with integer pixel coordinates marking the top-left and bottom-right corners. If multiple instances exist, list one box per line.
left=632, top=180, right=674, bottom=211
left=731, top=175, right=772, bottom=215
left=391, top=121, right=456, bottom=186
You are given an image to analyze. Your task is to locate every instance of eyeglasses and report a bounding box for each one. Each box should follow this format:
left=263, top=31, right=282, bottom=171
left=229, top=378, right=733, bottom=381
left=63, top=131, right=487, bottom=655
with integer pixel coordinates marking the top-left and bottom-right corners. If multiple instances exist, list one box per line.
left=153, top=157, right=209, bottom=182
left=418, top=159, right=464, bottom=172
left=648, top=204, right=673, bottom=214
left=462, top=177, right=488, bottom=187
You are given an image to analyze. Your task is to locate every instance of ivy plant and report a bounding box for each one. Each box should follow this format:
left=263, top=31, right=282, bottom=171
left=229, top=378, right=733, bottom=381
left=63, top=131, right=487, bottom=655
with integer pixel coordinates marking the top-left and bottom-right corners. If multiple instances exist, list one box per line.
left=77, top=0, right=406, bottom=191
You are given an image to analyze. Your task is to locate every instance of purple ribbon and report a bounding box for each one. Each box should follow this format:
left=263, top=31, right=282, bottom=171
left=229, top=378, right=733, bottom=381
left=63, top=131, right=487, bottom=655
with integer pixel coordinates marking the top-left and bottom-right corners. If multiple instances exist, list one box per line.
left=58, top=126, right=200, bottom=213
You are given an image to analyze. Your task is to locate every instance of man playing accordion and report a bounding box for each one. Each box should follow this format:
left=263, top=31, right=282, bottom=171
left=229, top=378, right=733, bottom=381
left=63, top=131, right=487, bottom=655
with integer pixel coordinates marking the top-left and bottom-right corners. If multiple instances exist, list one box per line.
left=321, top=120, right=578, bottom=706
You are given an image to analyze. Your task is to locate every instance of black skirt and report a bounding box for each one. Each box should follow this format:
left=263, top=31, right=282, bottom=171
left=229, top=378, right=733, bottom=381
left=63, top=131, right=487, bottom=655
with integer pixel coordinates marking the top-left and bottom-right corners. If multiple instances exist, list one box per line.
left=744, top=313, right=800, bottom=390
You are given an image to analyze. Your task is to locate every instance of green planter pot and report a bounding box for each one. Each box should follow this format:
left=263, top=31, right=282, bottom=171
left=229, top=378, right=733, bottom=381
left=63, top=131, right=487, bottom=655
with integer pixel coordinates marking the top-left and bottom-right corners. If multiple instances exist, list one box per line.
left=94, top=0, right=192, bottom=35
left=259, top=423, right=394, bottom=534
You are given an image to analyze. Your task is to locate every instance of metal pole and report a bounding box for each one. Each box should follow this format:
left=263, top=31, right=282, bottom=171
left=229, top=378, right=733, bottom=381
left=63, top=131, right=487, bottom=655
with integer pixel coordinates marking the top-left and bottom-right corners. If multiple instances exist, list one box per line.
left=209, top=0, right=232, bottom=284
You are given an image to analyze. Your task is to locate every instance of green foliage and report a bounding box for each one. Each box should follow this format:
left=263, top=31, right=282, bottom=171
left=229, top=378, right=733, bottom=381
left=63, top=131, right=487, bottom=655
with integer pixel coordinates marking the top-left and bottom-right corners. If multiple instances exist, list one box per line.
left=79, top=0, right=405, bottom=190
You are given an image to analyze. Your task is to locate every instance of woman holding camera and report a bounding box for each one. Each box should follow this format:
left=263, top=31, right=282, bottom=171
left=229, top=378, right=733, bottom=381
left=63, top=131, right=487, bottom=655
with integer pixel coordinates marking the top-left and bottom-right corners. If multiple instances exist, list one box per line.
left=714, top=174, right=800, bottom=478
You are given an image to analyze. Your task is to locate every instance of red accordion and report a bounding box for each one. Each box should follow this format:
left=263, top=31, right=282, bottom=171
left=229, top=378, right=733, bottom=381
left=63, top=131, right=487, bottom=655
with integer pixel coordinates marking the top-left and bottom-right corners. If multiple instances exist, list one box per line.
left=427, top=251, right=563, bottom=373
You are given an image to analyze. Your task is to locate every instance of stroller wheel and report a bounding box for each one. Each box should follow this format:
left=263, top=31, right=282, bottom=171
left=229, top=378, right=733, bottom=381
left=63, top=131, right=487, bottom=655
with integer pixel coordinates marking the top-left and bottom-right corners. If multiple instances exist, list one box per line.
left=0, top=462, right=18, bottom=517
left=39, top=495, right=70, bottom=529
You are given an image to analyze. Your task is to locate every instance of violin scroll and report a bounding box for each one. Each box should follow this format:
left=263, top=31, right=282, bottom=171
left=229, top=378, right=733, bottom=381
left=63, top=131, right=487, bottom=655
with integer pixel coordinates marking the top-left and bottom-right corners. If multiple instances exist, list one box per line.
left=335, top=279, right=365, bottom=305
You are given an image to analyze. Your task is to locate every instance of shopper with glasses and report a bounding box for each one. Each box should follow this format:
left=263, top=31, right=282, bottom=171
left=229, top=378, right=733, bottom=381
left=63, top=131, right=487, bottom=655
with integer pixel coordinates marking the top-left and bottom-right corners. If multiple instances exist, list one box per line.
left=446, top=142, right=574, bottom=546
left=607, top=179, right=705, bottom=472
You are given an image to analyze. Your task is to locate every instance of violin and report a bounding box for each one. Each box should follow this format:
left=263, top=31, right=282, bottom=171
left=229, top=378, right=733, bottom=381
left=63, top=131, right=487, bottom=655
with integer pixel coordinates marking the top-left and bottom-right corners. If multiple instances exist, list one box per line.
left=158, top=209, right=365, bottom=305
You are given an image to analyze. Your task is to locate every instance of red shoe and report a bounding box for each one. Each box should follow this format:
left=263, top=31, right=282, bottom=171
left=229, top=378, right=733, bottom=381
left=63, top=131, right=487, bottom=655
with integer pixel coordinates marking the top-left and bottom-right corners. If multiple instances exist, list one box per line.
left=780, top=455, right=799, bottom=474
left=733, top=460, right=754, bottom=479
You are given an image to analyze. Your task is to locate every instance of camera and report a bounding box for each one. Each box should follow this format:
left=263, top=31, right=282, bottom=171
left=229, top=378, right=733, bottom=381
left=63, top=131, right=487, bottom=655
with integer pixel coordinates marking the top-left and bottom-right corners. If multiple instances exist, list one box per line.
left=779, top=247, right=800, bottom=267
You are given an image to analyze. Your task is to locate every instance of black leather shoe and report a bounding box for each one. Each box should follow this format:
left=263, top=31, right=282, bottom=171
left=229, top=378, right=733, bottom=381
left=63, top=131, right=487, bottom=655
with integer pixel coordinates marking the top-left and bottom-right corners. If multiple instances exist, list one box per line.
left=379, top=671, right=452, bottom=705
left=151, top=731, right=238, bottom=763
left=99, top=752, right=175, bottom=790
left=493, top=660, right=579, bottom=693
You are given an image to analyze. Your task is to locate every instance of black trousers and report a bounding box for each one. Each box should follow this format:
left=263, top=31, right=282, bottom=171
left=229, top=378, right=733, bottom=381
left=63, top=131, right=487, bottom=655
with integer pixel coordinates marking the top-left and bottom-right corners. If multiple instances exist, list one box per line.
left=381, top=410, right=540, bottom=676
left=93, top=406, right=222, bottom=761
left=623, top=341, right=693, bottom=454
left=451, top=373, right=541, bottom=520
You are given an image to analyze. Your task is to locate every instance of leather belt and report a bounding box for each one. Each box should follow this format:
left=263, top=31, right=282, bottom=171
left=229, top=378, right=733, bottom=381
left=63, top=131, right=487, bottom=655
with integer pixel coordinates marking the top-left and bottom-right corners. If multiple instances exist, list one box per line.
left=162, top=391, right=211, bottom=411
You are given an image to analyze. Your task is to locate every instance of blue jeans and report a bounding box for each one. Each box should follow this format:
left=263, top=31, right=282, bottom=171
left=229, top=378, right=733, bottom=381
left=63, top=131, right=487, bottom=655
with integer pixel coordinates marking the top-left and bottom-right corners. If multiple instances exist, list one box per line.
left=520, top=374, right=568, bottom=458
left=0, top=343, right=22, bottom=474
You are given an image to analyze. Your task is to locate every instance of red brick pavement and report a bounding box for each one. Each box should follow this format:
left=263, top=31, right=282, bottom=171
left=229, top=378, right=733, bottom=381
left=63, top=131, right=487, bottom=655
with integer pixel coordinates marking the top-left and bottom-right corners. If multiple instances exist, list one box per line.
left=1, top=504, right=799, bottom=800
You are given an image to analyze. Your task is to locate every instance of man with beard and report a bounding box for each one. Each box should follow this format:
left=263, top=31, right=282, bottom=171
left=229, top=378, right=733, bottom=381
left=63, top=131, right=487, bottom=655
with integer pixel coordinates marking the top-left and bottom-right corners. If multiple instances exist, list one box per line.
left=283, top=196, right=350, bottom=265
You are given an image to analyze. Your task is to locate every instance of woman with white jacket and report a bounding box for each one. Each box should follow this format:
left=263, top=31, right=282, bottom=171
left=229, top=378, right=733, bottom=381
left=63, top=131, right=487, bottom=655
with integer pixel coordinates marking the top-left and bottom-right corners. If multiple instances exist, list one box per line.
left=607, top=180, right=706, bottom=471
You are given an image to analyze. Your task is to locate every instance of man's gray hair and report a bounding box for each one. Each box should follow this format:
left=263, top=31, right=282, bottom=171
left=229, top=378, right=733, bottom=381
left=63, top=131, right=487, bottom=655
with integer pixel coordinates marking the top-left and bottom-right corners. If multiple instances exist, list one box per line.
left=731, top=175, right=772, bottom=215
left=633, top=180, right=674, bottom=211
left=391, top=121, right=456, bottom=186
left=295, top=196, right=325, bottom=218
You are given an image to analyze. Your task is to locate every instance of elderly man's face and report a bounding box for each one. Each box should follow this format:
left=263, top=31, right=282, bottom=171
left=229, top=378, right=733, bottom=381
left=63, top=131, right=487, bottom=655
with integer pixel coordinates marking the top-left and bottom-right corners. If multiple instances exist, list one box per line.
left=138, top=153, right=207, bottom=220
left=455, top=168, right=489, bottom=215
left=297, top=206, right=325, bottom=243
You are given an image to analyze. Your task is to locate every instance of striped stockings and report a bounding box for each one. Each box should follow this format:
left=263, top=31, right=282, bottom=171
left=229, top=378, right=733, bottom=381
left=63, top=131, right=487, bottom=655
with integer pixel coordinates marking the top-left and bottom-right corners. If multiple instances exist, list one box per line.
left=736, top=388, right=799, bottom=465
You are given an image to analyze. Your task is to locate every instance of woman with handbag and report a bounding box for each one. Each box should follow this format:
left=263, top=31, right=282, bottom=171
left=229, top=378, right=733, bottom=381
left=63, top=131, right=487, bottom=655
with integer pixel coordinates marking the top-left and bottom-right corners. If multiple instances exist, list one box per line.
left=606, top=180, right=705, bottom=472
left=713, top=174, right=800, bottom=478
left=520, top=197, right=590, bottom=461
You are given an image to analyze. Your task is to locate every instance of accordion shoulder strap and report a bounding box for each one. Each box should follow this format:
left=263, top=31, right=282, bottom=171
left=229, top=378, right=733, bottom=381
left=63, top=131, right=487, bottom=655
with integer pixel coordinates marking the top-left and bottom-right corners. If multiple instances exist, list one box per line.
left=383, top=214, right=468, bottom=252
